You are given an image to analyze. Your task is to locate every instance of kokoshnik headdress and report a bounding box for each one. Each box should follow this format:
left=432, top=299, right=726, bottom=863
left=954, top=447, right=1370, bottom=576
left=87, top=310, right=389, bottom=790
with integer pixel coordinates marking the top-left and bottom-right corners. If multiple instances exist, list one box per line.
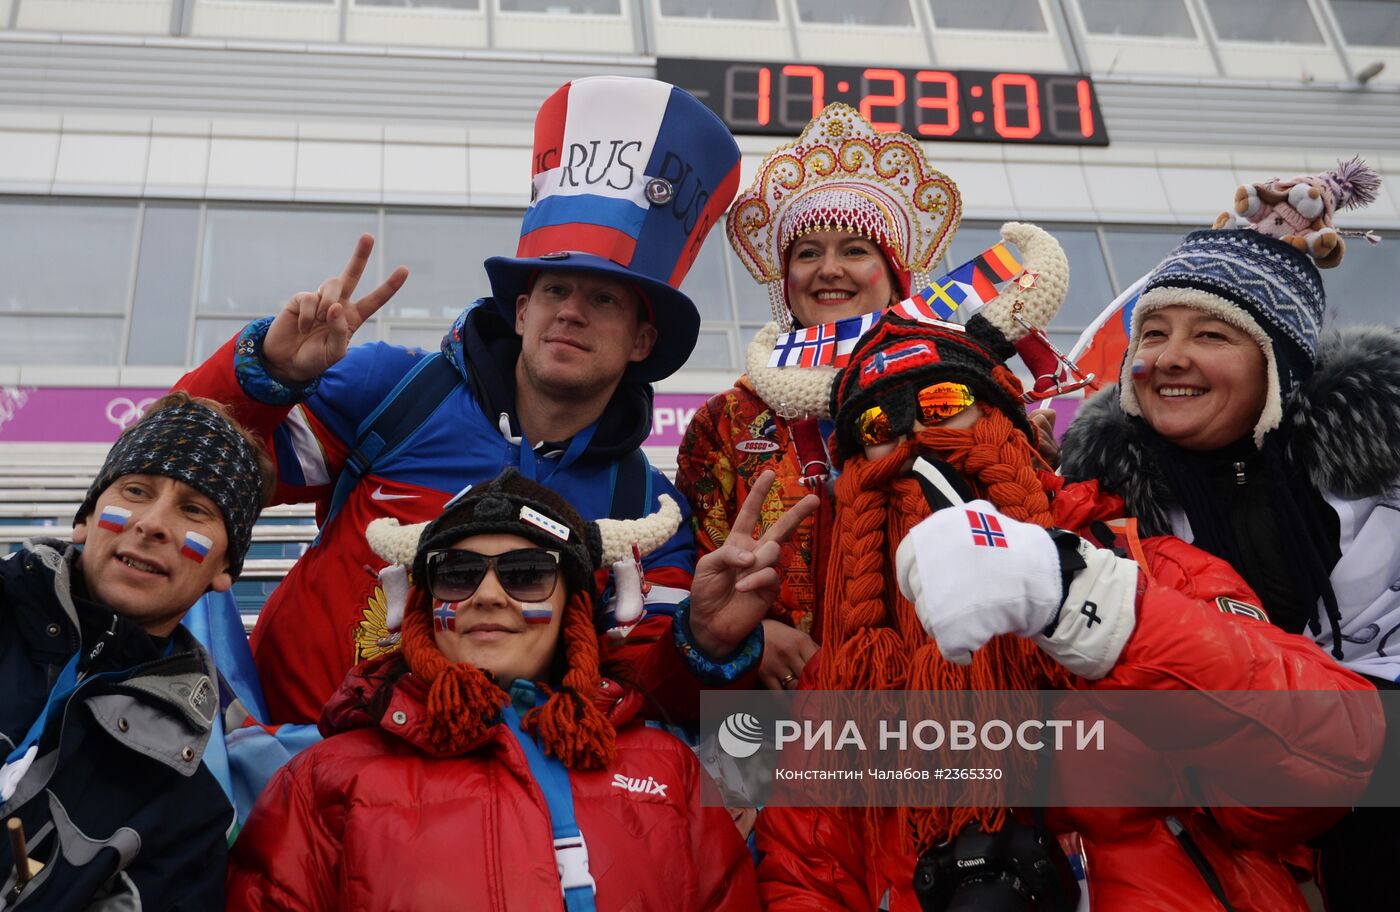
left=727, top=103, right=963, bottom=332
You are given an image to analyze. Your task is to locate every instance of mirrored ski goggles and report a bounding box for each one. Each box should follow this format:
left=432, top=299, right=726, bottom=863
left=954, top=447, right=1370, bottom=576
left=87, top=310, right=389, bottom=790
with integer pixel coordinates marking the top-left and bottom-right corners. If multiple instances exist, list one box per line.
left=423, top=548, right=562, bottom=603
left=855, top=382, right=976, bottom=447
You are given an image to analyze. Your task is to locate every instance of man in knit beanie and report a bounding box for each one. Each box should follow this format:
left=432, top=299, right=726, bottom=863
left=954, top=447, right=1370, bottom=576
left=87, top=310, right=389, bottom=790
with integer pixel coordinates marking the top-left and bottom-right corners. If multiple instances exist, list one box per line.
left=1, top=392, right=273, bottom=910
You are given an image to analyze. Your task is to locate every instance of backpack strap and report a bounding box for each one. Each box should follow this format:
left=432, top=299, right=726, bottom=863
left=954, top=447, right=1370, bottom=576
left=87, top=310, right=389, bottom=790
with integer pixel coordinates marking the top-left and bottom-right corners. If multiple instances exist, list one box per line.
left=316, top=352, right=462, bottom=542
left=608, top=447, right=653, bottom=522
left=502, top=704, right=597, bottom=912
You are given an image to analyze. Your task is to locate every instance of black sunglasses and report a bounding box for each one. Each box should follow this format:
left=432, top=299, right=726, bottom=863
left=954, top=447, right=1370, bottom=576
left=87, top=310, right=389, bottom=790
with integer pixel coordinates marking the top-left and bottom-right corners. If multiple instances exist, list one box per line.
left=423, top=548, right=562, bottom=603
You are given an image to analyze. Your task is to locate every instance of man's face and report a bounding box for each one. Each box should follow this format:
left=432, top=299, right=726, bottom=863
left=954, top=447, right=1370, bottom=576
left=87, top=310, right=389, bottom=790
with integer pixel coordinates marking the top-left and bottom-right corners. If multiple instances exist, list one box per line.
left=515, top=271, right=657, bottom=401
left=73, top=474, right=233, bottom=637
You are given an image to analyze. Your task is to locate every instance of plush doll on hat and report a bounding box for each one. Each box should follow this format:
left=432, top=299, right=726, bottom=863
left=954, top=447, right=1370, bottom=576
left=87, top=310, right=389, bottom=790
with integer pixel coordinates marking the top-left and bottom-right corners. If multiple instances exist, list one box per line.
left=1215, top=155, right=1382, bottom=268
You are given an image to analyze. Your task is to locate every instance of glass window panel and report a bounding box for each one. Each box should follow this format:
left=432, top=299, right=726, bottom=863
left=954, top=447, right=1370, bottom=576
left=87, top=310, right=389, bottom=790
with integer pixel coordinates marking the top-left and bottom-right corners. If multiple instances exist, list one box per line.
left=658, top=0, right=777, bottom=19
left=227, top=0, right=334, bottom=4
left=684, top=328, right=738, bottom=370
left=193, top=318, right=258, bottom=363
left=1042, top=227, right=1115, bottom=334
left=927, top=0, right=1046, bottom=31
left=680, top=231, right=736, bottom=324
left=1331, top=0, right=1400, bottom=47
left=733, top=273, right=776, bottom=325
left=1100, top=226, right=1186, bottom=291
left=0, top=316, right=125, bottom=365
left=0, top=200, right=137, bottom=315
left=798, top=0, right=912, bottom=26
left=383, top=323, right=449, bottom=351
left=127, top=204, right=200, bottom=366
left=1202, top=0, right=1323, bottom=43
left=946, top=223, right=1113, bottom=334
left=383, top=211, right=520, bottom=320
left=498, top=0, right=620, bottom=14
left=357, top=0, right=478, bottom=8
left=1078, top=0, right=1195, bottom=38
left=1321, top=239, right=1400, bottom=327
left=199, top=207, right=380, bottom=315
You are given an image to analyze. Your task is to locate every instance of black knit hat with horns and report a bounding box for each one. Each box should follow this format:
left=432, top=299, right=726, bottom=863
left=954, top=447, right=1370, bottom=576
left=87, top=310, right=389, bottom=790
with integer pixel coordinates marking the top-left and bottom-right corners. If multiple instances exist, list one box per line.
left=411, top=469, right=600, bottom=597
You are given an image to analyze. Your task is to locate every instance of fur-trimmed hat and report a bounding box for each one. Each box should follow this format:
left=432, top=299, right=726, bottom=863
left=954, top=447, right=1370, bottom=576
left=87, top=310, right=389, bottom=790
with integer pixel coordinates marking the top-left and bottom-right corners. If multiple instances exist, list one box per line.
left=1118, top=228, right=1325, bottom=447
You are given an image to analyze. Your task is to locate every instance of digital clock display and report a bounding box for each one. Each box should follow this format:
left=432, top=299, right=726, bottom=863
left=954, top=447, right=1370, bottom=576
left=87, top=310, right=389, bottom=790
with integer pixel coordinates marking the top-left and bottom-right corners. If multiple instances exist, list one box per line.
left=658, top=57, right=1108, bottom=146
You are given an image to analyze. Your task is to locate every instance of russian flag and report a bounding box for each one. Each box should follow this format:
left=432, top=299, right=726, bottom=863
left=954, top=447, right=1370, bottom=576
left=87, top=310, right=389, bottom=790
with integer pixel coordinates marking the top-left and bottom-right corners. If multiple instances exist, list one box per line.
left=1069, top=274, right=1148, bottom=394
left=180, top=531, right=213, bottom=564
left=97, top=506, right=131, bottom=533
left=522, top=607, right=553, bottom=624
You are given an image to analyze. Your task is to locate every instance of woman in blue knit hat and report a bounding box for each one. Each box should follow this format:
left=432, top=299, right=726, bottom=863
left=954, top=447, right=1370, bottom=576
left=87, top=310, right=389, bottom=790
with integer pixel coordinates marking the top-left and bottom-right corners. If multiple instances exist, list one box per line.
left=1060, top=207, right=1400, bottom=909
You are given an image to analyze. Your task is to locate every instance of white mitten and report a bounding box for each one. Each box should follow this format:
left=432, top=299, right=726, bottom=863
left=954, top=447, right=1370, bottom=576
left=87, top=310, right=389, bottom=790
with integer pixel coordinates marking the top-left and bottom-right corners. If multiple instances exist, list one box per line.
left=895, top=500, right=1063, bottom=665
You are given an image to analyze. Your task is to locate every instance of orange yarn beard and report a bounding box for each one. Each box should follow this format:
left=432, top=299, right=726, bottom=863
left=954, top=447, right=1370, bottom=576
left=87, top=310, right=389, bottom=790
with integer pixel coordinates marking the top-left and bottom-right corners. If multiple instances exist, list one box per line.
left=818, top=403, right=1075, bottom=854
left=400, top=587, right=617, bottom=770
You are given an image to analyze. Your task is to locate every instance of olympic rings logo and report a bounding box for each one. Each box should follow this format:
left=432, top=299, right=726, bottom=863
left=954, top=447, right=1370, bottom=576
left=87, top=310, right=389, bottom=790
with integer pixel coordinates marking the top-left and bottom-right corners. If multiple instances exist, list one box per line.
left=105, top=397, right=158, bottom=430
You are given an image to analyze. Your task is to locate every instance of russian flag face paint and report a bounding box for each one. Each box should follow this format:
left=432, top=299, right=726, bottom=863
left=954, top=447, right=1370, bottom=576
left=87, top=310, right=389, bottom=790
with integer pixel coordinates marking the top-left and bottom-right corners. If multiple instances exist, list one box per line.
left=521, top=604, right=554, bottom=625
left=97, top=506, right=132, bottom=533
left=1131, top=358, right=1148, bottom=379
left=433, top=601, right=457, bottom=633
left=180, top=531, right=213, bottom=564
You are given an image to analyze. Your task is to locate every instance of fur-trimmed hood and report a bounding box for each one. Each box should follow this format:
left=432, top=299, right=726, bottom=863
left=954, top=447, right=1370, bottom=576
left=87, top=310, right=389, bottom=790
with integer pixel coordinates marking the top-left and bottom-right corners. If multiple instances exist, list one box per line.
left=1061, top=325, right=1400, bottom=534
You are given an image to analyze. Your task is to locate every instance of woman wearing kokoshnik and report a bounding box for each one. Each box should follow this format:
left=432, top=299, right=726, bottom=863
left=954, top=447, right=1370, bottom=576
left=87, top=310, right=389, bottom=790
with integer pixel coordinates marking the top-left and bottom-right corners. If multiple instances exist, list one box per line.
left=677, top=106, right=1074, bottom=692
left=677, top=104, right=971, bottom=691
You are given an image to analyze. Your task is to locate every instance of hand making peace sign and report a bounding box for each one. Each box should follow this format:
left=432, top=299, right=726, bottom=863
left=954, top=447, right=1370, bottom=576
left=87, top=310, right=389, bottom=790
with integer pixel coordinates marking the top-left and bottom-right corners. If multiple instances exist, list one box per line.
left=687, top=471, right=819, bottom=660
left=262, top=234, right=410, bottom=386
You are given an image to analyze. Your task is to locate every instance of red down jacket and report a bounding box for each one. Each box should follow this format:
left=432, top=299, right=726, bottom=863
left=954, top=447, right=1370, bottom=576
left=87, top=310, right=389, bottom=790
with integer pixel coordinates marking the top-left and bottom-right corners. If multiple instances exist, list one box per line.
left=227, top=656, right=759, bottom=912
left=757, top=479, right=1383, bottom=912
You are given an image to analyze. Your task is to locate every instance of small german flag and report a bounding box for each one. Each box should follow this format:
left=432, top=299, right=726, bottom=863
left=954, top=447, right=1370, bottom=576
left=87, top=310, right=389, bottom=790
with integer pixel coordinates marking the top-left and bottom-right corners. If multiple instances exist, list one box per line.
left=969, top=242, right=1021, bottom=300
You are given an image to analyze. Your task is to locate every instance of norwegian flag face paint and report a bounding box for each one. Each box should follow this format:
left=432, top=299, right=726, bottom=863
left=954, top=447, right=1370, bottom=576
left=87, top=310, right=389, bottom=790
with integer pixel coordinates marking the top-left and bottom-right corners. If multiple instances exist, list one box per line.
left=433, top=601, right=457, bottom=633
left=180, top=531, right=213, bottom=563
left=97, top=506, right=132, bottom=533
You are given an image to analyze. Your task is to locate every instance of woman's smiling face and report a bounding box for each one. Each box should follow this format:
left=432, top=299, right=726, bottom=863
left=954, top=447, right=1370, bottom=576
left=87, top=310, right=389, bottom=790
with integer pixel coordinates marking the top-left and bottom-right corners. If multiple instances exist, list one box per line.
left=785, top=230, right=898, bottom=327
left=1131, top=305, right=1269, bottom=451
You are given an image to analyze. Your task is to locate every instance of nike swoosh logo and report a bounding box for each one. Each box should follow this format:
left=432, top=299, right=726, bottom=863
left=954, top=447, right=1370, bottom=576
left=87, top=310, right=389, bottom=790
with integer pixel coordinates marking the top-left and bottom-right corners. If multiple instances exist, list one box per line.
left=370, top=486, right=419, bottom=502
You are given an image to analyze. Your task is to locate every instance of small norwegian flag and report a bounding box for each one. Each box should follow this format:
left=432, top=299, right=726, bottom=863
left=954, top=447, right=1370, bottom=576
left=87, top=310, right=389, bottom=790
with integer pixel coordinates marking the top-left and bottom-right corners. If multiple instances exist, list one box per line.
left=433, top=601, right=456, bottom=633
left=966, top=510, right=1008, bottom=548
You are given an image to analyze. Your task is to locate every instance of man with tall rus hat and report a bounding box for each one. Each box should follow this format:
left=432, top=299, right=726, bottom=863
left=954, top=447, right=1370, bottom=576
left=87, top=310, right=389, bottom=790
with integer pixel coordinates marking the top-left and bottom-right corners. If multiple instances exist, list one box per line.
left=176, top=75, right=746, bottom=725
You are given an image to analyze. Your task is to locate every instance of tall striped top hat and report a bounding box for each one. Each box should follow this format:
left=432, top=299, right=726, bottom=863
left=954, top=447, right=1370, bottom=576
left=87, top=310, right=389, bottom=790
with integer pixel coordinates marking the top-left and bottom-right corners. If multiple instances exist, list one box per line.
left=484, top=76, right=743, bottom=382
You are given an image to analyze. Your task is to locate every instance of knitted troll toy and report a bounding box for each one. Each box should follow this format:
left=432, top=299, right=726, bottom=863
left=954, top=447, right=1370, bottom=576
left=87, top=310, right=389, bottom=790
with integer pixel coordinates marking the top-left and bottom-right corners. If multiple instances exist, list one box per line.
left=1215, top=155, right=1382, bottom=268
